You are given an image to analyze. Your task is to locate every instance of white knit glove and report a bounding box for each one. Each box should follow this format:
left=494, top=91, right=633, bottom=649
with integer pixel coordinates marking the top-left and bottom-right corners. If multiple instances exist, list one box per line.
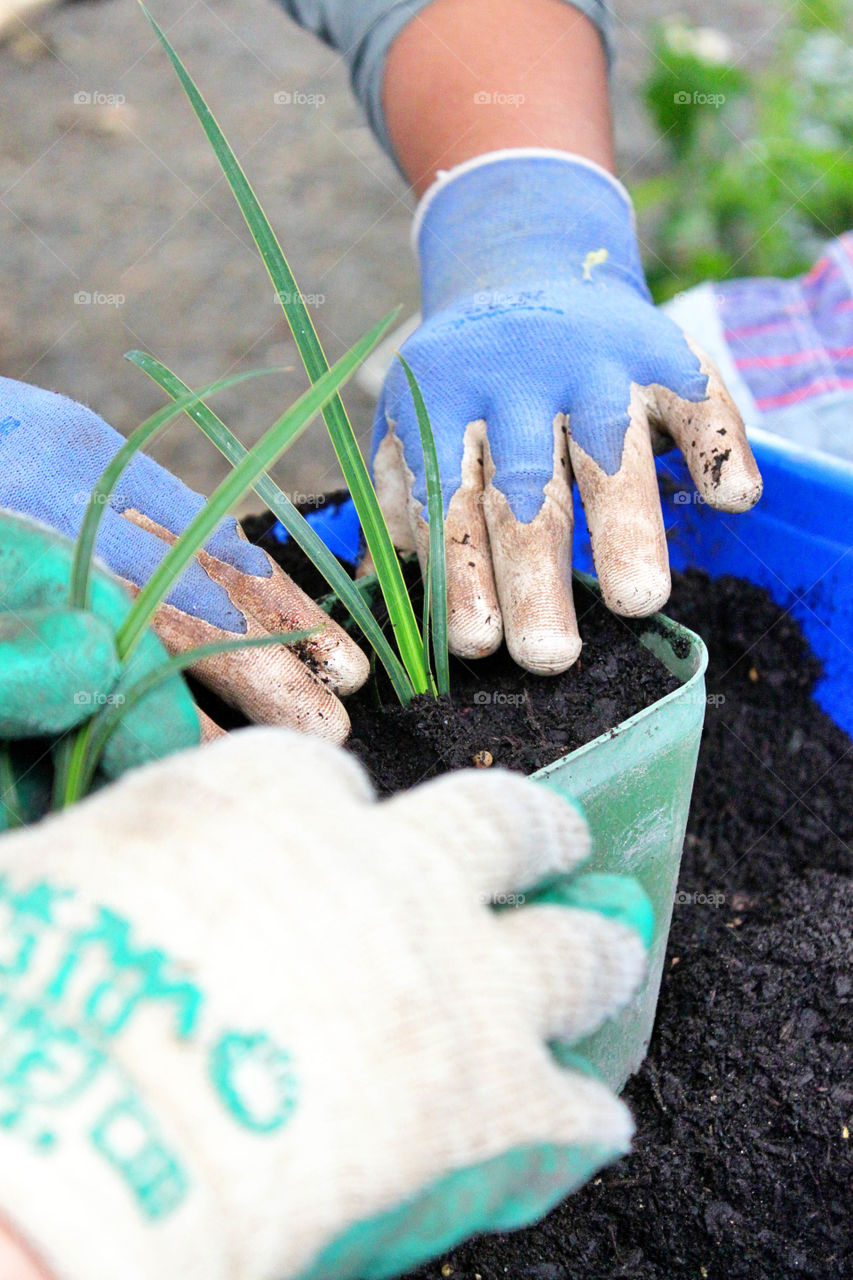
left=0, top=729, right=651, bottom=1280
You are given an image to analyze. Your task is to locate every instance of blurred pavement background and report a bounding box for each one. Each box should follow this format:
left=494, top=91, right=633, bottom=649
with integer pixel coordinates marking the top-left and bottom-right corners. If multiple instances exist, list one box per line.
left=0, top=0, right=777, bottom=507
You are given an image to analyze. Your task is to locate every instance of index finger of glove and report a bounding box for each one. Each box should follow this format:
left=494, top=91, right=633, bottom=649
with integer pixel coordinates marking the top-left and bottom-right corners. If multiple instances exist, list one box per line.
left=500, top=874, right=651, bottom=1041
left=383, top=769, right=591, bottom=898
left=121, top=508, right=369, bottom=700
left=201, top=535, right=370, bottom=698
left=482, top=409, right=580, bottom=674
left=373, top=380, right=503, bottom=661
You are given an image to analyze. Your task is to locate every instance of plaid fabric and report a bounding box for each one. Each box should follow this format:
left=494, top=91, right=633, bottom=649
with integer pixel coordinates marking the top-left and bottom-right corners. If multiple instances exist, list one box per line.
left=717, top=233, right=853, bottom=415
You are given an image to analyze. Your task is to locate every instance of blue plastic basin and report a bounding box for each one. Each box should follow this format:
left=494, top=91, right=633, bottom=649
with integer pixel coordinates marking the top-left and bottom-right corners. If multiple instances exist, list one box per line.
left=572, top=427, right=853, bottom=735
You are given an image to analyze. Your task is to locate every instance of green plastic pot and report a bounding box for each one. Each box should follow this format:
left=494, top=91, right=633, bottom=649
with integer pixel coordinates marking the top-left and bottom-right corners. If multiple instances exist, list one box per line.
left=333, top=567, right=708, bottom=1093
left=533, top=573, right=708, bottom=1090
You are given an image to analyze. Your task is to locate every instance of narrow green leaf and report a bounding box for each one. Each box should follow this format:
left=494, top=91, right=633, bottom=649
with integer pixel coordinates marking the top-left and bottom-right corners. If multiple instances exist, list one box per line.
left=115, top=311, right=396, bottom=661
left=0, top=744, right=23, bottom=829
left=126, top=351, right=417, bottom=705
left=140, top=2, right=430, bottom=694
left=396, top=355, right=450, bottom=695
left=422, top=556, right=432, bottom=691
left=52, top=729, right=92, bottom=813
left=69, top=366, right=283, bottom=612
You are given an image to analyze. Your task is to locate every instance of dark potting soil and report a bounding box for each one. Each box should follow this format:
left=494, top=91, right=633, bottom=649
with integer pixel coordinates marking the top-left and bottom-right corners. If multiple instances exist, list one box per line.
left=340, top=569, right=684, bottom=791
left=240, top=498, right=681, bottom=787
left=239, top=509, right=852, bottom=1279
left=404, top=571, right=853, bottom=1280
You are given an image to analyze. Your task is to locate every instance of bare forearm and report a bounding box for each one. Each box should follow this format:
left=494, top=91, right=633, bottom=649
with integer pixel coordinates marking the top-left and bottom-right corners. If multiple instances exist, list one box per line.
left=0, top=1223, right=50, bottom=1280
left=383, top=0, right=613, bottom=194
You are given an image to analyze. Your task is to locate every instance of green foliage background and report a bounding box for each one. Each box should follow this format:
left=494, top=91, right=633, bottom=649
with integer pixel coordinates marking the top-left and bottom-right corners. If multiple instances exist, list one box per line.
left=633, top=0, right=853, bottom=301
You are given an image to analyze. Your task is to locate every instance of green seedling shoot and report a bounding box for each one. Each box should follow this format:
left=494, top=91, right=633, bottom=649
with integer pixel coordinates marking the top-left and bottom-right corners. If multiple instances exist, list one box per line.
left=141, top=3, right=450, bottom=702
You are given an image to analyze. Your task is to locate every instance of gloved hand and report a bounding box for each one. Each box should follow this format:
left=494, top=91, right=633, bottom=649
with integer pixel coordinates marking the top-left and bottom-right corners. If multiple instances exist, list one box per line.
left=0, top=377, right=369, bottom=742
left=0, top=727, right=651, bottom=1280
left=374, top=150, right=763, bottom=673
left=0, top=509, right=200, bottom=826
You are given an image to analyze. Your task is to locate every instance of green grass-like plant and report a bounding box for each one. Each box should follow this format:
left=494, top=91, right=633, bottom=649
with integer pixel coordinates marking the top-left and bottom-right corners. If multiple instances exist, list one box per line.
left=10, top=3, right=453, bottom=817
left=54, top=313, right=395, bottom=807
left=141, top=3, right=450, bottom=702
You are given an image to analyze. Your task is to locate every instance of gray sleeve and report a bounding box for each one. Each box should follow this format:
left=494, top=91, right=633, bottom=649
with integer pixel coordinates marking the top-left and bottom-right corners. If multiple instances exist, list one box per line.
left=277, top=1, right=613, bottom=157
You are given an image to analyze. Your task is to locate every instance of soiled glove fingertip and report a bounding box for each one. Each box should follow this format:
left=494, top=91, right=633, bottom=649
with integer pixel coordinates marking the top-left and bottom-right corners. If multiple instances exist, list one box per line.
left=448, top=613, right=504, bottom=661
left=507, top=628, right=582, bottom=676
left=318, top=640, right=371, bottom=698
left=599, top=565, right=670, bottom=618
left=706, top=464, right=763, bottom=514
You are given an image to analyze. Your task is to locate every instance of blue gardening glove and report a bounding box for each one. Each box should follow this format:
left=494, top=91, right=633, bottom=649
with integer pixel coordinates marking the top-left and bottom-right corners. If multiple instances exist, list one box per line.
left=374, top=151, right=763, bottom=673
left=0, top=378, right=368, bottom=742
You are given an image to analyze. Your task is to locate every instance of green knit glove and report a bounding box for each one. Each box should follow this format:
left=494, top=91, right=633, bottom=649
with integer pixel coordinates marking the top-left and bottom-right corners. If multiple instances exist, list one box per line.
left=0, top=509, right=200, bottom=825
